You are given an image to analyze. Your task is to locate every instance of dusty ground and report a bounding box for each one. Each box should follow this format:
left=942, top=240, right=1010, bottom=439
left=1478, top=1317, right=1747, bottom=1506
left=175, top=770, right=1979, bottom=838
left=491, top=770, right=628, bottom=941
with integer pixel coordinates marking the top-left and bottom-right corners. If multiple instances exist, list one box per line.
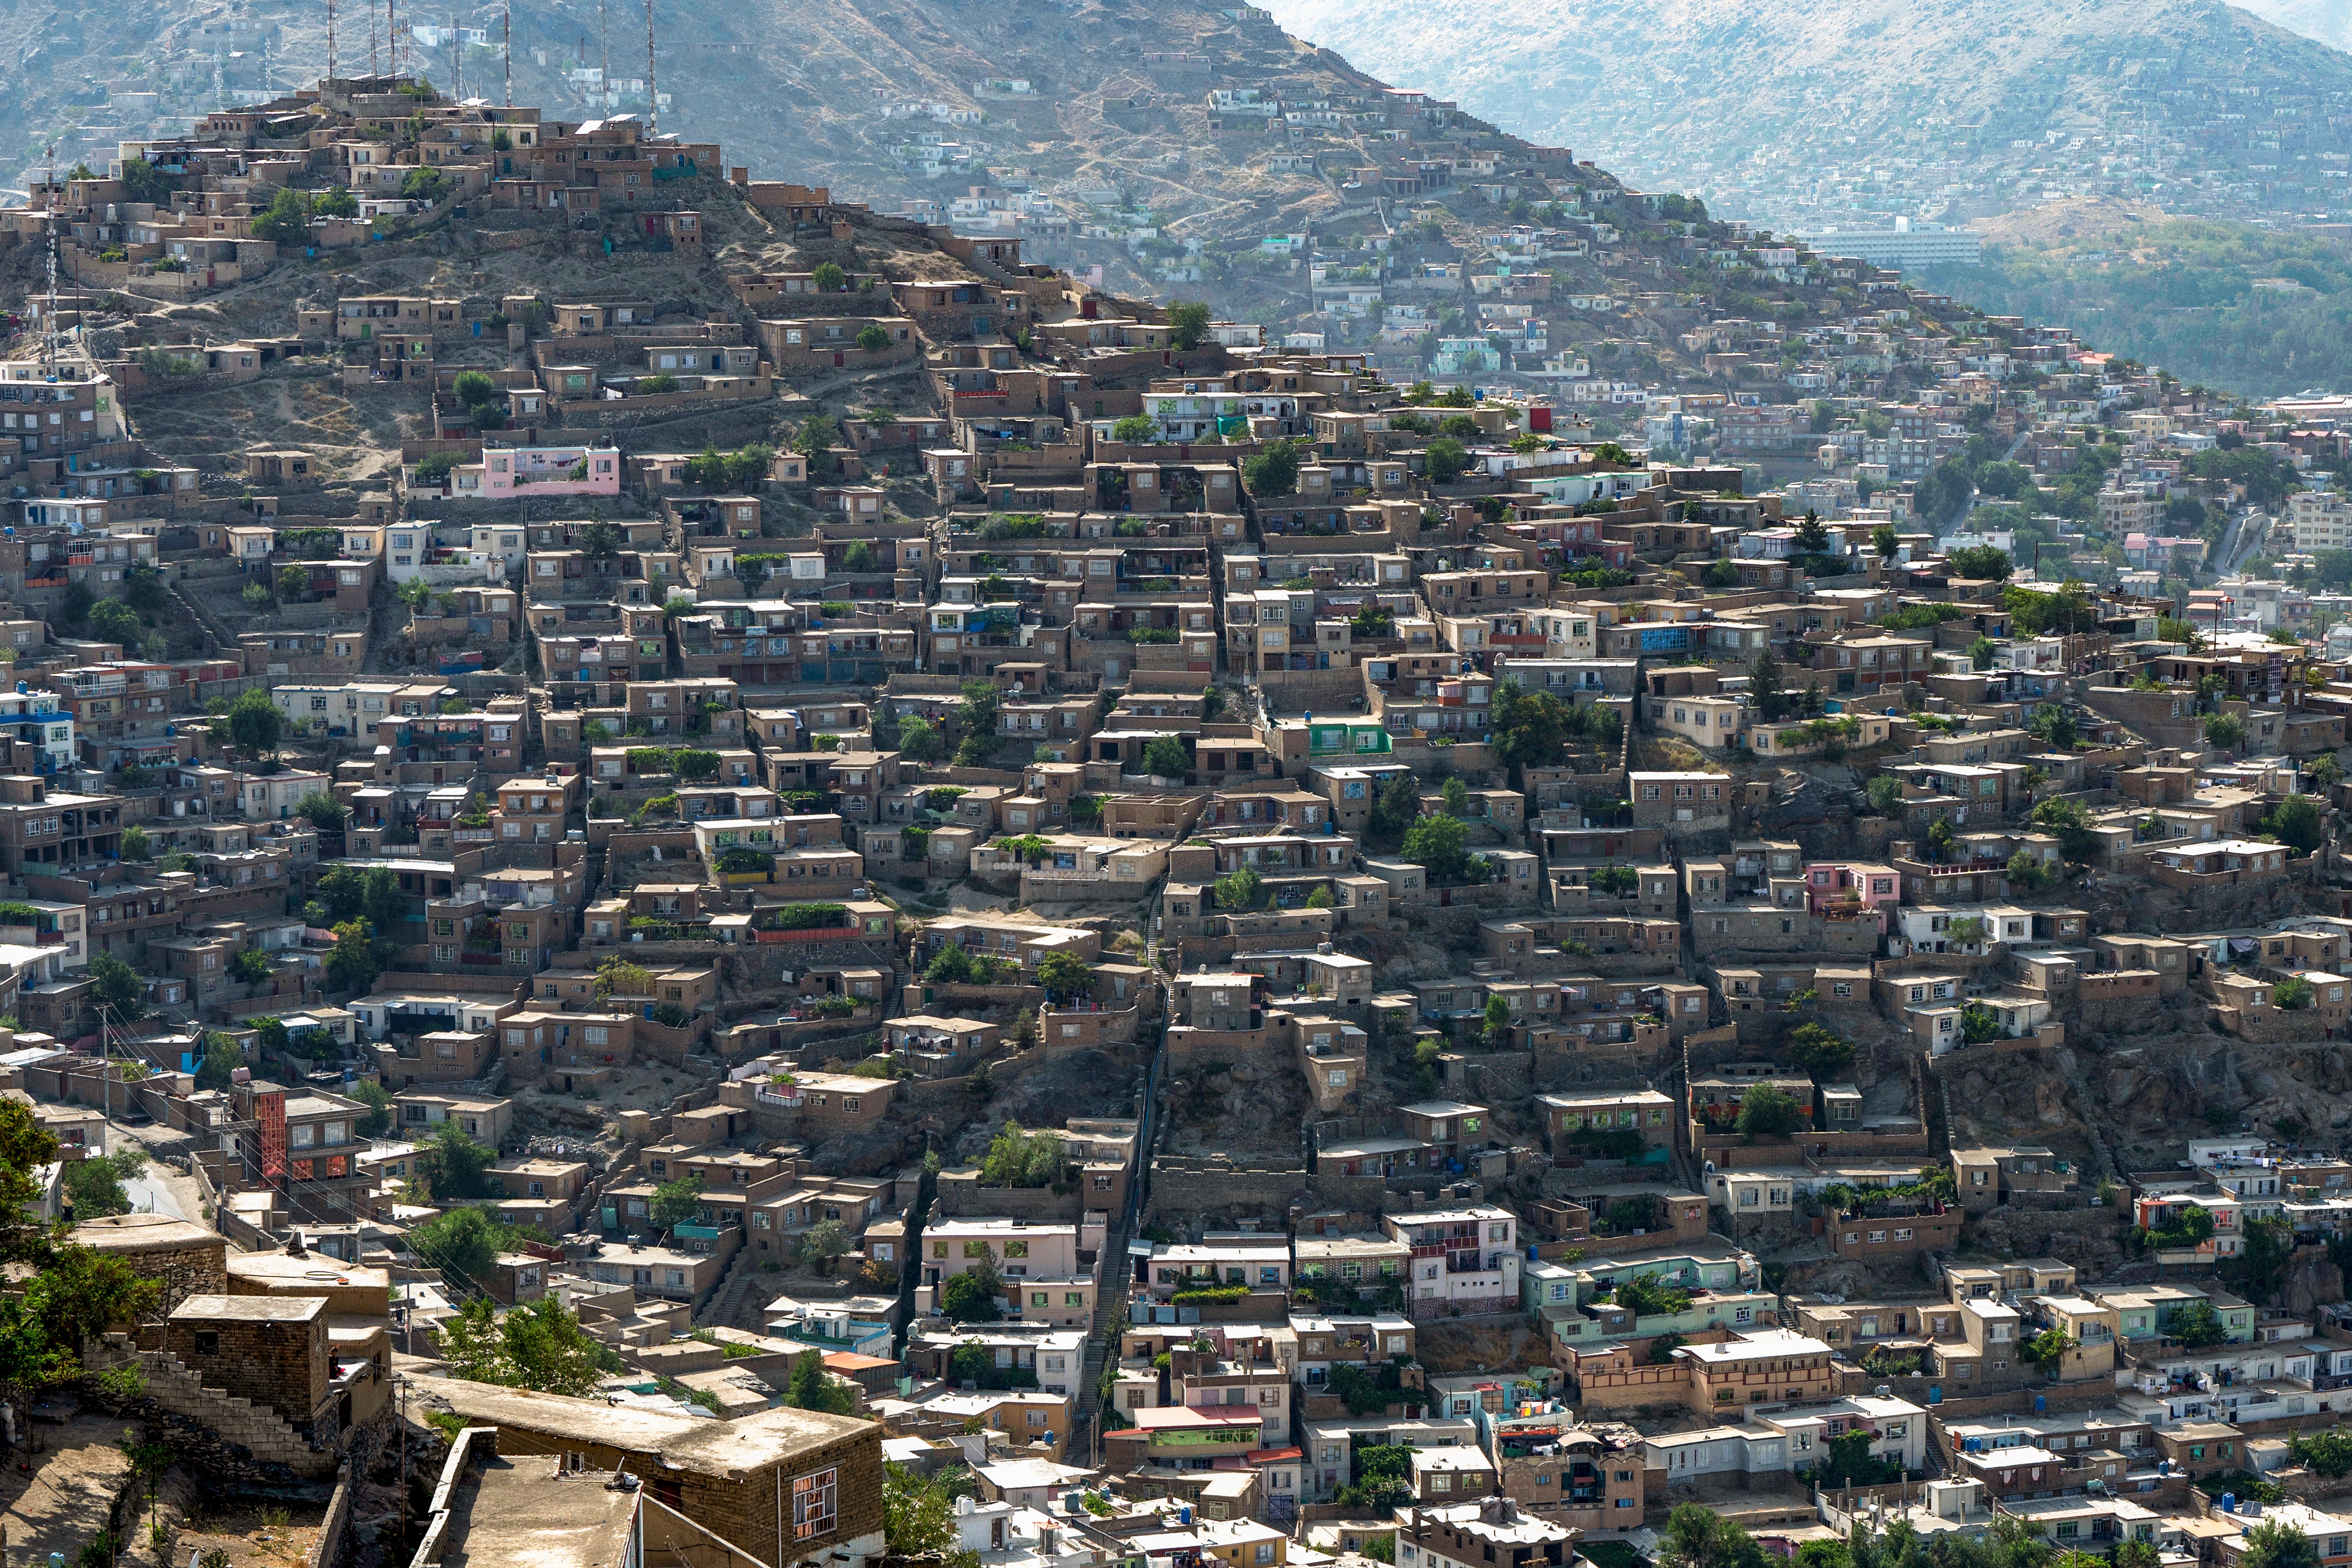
left=1968, top=197, right=2170, bottom=249
left=0, top=1414, right=137, bottom=1567
left=169, top=1496, right=328, bottom=1568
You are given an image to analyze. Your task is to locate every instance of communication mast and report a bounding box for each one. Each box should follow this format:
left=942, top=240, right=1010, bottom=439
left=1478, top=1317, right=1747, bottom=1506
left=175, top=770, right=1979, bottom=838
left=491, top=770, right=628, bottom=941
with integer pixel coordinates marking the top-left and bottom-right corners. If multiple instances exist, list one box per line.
left=327, top=0, right=337, bottom=84
left=645, top=0, right=656, bottom=133
left=42, top=146, right=59, bottom=367
left=503, top=0, right=511, bottom=105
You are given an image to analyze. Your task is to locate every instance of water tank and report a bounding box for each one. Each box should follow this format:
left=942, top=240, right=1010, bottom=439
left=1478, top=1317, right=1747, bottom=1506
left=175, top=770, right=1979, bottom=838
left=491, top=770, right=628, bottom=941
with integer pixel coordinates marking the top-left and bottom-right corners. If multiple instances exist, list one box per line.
left=2223, top=1495, right=2238, bottom=1515
left=1178, top=1505, right=1193, bottom=1525
left=2034, top=1395, right=2046, bottom=1413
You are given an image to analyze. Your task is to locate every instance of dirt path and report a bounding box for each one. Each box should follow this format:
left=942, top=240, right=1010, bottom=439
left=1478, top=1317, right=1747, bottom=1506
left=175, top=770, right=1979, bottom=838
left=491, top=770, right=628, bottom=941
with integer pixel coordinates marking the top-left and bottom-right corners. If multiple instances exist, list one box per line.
left=0, top=1414, right=136, bottom=1567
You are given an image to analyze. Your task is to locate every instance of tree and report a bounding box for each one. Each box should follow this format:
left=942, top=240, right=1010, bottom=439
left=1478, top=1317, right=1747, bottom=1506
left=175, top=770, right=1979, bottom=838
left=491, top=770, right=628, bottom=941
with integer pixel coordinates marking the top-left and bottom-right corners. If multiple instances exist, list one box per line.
left=2205, top=712, right=2247, bottom=755
left=2027, top=703, right=2079, bottom=751
left=578, top=520, right=627, bottom=563
left=1112, top=414, right=1158, bottom=444
left=1750, top=649, right=1790, bottom=723
left=1214, top=863, right=1264, bottom=912
left=651, top=1173, right=707, bottom=1230
left=89, top=599, right=142, bottom=647
left=118, top=825, right=151, bottom=862
left=1370, top=773, right=1423, bottom=838
left=1946, top=545, right=2013, bottom=581
left=897, top=715, right=945, bottom=762
left=399, top=166, right=452, bottom=204
left=2274, top=975, right=2316, bottom=1011
left=2288, top=1428, right=2352, bottom=1479
left=1243, top=439, right=1302, bottom=496
left=405, top=1204, right=504, bottom=1289
left=1168, top=301, right=1212, bottom=349
left=1037, top=950, right=1094, bottom=1002
left=1483, top=994, right=1513, bottom=1046
left=2239, top=1521, right=2318, bottom=1568
left=1959, top=1001, right=2003, bottom=1044
left=1735, top=1085, right=1804, bottom=1141
left=350, top=1080, right=394, bottom=1138
left=2019, top=1325, right=2075, bottom=1369
left=2031, top=797, right=2100, bottom=863
left=800, top=1218, right=855, bottom=1272
left=885, top=1462, right=981, bottom=1562
left=216, top=687, right=284, bottom=760
left=61, top=1148, right=147, bottom=1219
left=593, top=956, right=654, bottom=1003
left=981, top=1122, right=1064, bottom=1187
left=785, top=1347, right=859, bottom=1413
left=425, top=1121, right=496, bottom=1201
left=810, top=261, right=847, bottom=292
left=295, top=791, right=349, bottom=832
left=227, top=946, right=273, bottom=985
left=941, top=1249, right=1004, bottom=1321
left=250, top=187, right=312, bottom=244
left=1401, top=812, right=1470, bottom=882
left=1142, top=735, right=1189, bottom=780
left=1795, top=510, right=1831, bottom=553
left=856, top=324, right=892, bottom=352
left=325, top=919, right=381, bottom=993
left=439, top=1296, right=617, bottom=1397
left=88, top=953, right=148, bottom=1026
left=1658, top=1503, right=1768, bottom=1568
left=276, top=563, right=312, bottom=603
left=1424, top=437, right=1470, bottom=484
left=2169, top=1297, right=2228, bottom=1346
left=120, top=158, right=174, bottom=206
left=1871, top=523, right=1900, bottom=561
left=1968, top=636, right=1998, bottom=671
left=2004, top=581, right=2098, bottom=637
left=312, top=184, right=359, bottom=218
left=452, top=370, right=498, bottom=410
left=1787, top=1023, right=1856, bottom=1078
left=1865, top=776, right=1904, bottom=815
left=194, top=1032, right=243, bottom=1090
left=2263, top=794, right=2326, bottom=856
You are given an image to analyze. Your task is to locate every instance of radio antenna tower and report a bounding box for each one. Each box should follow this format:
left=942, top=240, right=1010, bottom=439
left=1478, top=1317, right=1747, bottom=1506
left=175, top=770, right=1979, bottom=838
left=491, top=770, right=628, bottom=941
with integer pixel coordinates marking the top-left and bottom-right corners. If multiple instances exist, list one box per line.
left=327, top=0, right=337, bottom=83
left=503, top=0, right=512, bottom=104
left=645, top=0, right=656, bottom=133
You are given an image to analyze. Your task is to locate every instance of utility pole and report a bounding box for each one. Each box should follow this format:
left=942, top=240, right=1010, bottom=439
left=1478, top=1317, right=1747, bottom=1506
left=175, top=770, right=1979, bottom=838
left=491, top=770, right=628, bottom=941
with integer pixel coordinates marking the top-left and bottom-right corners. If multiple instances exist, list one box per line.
left=503, top=0, right=511, bottom=105
left=327, top=0, right=337, bottom=84
left=644, top=0, right=655, bottom=133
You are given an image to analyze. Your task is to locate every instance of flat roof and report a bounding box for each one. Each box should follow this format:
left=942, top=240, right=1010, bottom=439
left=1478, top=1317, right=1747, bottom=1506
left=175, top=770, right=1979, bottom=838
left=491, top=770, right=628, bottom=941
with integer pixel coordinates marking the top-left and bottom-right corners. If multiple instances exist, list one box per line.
left=442, top=1454, right=639, bottom=1568
left=427, top=1377, right=874, bottom=1475
left=171, top=1293, right=323, bottom=1323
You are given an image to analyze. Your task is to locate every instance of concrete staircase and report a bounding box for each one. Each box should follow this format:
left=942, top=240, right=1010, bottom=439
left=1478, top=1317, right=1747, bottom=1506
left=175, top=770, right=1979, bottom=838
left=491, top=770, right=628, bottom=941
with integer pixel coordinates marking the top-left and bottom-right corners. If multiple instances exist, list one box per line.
left=1067, top=1208, right=1134, bottom=1464
left=695, top=1243, right=767, bottom=1330
left=86, top=1334, right=337, bottom=1481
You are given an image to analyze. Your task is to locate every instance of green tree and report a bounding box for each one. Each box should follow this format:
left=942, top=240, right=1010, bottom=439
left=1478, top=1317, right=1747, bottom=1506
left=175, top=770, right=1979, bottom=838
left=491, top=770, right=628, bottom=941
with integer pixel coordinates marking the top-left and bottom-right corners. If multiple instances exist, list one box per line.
left=1968, top=636, right=1998, bottom=671
left=896, top=715, right=945, bottom=762
left=1400, top=812, right=1470, bottom=881
left=981, top=1122, right=1064, bottom=1187
left=810, top=261, right=847, bottom=292
left=1959, top=1001, right=2003, bottom=1044
left=2238, top=1521, right=2317, bottom=1568
left=1037, top=950, right=1094, bottom=1002
left=398, top=166, right=452, bottom=204
left=249, top=187, right=312, bottom=244
left=2169, top=1297, right=2228, bottom=1346
left=1658, top=1503, right=1768, bottom=1568
left=89, top=599, right=142, bottom=647
left=324, top=918, right=380, bottom=993
left=425, top=1121, right=496, bottom=1201
left=884, top=1462, right=980, bottom=1560
left=227, top=947, right=273, bottom=985
left=1243, top=438, right=1303, bottom=496
left=1167, top=301, right=1212, bottom=349
left=439, top=1296, right=617, bottom=1397
left=87, top=953, right=148, bottom=1026
left=1142, top=735, right=1190, bottom=779
left=1735, top=1085, right=1804, bottom=1141
left=2027, top=703, right=2079, bottom=751
left=2263, top=794, right=2326, bottom=855
left=1865, top=776, right=1904, bottom=815
left=1945, top=545, right=2013, bottom=581
left=1112, top=414, right=1158, bottom=444
left=1483, top=994, right=1512, bottom=1046
left=651, top=1173, right=707, bottom=1230
left=215, top=687, right=283, bottom=760
left=785, top=1347, right=859, bottom=1413
left=295, top=791, right=349, bottom=832
left=856, top=324, right=892, bottom=352
left=1871, top=523, right=1900, bottom=560
left=1794, top=510, right=1831, bottom=553
left=405, top=1205, right=505, bottom=1289
left=349, top=1080, right=394, bottom=1138
left=1750, top=649, right=1790, bottom=722
left=312, top=185, right=358, bottom=218
left=452, top=370, right=498, bottom=410
left=2287, top=1428, right=2352, bottom=1479
left=1214, top=864, right=1264, bottom=911
left=1424, top=437, right=1470, bottom=484
left=2019, top=1325, right=2075, bottom=1369
left=1786, top=1023, right=1856, bottom=1078
left=117, top=825, right=152, bottom=863
left=941, top=1248, right=1004, bottom=1321
left=1442, top=776, right=1470, bottom=816
left=193, top=1032, right=244, bottom=1090
left=61, top=1148, right=147, bottom=1219
left=2205, top=712, right=2247, bottom=755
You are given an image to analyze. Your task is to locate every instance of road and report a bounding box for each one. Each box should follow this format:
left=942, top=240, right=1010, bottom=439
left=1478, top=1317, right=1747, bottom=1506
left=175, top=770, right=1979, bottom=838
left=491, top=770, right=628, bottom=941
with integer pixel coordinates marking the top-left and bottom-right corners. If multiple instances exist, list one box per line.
left=109, top=1122, right=204, bottom=1220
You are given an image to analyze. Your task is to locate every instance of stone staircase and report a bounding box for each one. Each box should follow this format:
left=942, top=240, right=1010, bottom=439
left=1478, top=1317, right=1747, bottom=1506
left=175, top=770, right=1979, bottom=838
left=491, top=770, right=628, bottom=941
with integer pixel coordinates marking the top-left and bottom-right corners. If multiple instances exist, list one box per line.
left=86, top=1334, right=337, bottom=1481
left=695, top=1243, right=767, bottom=1330
left=1067, top=1208, right=1134, bottom=1464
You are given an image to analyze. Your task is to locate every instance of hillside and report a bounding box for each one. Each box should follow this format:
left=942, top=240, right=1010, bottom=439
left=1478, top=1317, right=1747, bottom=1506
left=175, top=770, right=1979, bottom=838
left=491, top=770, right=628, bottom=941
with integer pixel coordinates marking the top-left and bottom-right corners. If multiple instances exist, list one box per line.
left=1919, top=211, right=2352, bottom=397
left=1256, top=0, right=2352, bottom=234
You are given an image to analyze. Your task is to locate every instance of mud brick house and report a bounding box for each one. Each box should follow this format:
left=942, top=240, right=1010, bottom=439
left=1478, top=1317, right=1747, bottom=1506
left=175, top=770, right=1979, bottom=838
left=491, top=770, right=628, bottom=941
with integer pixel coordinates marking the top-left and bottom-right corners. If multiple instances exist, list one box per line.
left=165, top=1294, right=335, bottom=1436
left=426, top=1381, right=886, bottom=1568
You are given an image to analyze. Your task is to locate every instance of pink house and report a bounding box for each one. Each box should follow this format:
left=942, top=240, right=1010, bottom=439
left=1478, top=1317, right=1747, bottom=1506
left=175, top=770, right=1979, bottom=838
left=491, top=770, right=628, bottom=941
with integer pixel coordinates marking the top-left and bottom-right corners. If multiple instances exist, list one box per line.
left=457, top=443, right=622, bottom=499
left=1806, top=861, right=1899, bottom=931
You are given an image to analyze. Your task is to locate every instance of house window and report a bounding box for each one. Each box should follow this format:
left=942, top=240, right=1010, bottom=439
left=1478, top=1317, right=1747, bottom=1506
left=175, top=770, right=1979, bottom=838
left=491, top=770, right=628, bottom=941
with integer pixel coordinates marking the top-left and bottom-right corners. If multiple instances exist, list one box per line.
left=792, top=1469, right=837, bottom=1540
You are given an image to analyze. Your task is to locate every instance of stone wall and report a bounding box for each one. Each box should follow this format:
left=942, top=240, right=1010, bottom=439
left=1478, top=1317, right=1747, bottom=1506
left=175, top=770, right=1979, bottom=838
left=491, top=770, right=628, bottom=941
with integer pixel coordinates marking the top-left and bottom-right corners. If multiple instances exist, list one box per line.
left=82, top=1334, right=338, bottom=1482
left=74, top=1215, right=229, bottom=1312
left=165, top=1305, right=331, bottom=1431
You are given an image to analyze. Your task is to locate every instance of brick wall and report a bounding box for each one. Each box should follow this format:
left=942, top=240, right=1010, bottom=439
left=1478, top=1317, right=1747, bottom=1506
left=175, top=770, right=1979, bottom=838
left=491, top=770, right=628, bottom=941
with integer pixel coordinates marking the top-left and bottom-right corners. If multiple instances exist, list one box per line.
left=76, top=1216, right=230, bottom=1312
left=164, top=1307, right=330, bottom=1430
